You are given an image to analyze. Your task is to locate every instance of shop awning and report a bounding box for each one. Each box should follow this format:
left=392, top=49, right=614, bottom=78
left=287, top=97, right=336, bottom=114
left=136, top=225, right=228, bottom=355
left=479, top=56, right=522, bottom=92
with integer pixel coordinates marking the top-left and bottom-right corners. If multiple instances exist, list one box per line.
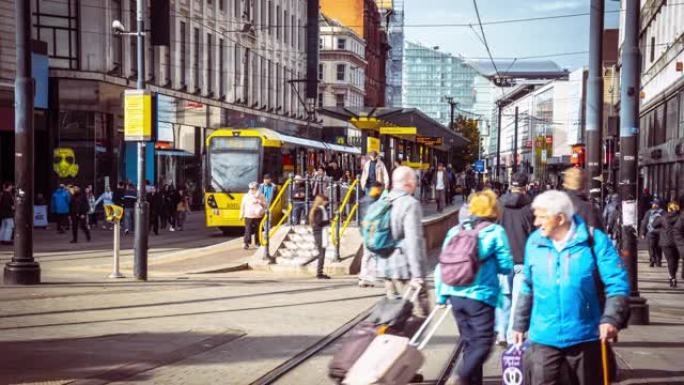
left=325, top=143, right=362, bottom=155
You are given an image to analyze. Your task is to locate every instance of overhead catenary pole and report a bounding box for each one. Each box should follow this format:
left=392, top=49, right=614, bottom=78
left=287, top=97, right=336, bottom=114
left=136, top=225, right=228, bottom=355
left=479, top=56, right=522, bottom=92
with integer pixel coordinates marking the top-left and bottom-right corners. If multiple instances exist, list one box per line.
left=133, top=0, right=149, bottom=280
left=4, top=0, right=40, bottom=285
left=619, top=0, right=649, bottom=325
left=445, top=96, right=456, bottom=130
left=495, top=103, right=502, bottom=182
left=586, top=0, right=604, bottom=193
left=512, top=106, right=519, bottom=174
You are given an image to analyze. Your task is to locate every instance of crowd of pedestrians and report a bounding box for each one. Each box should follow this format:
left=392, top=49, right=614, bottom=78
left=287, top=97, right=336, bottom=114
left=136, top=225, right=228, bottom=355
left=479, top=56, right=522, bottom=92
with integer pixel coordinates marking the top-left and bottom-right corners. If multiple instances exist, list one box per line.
left=352, top=165, right=681, bottom=385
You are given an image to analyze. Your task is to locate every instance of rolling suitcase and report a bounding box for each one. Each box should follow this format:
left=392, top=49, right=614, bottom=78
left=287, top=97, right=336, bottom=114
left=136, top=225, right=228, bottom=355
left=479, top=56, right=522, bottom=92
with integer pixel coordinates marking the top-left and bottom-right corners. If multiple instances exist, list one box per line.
left=343, top=304, right=452, bottom=385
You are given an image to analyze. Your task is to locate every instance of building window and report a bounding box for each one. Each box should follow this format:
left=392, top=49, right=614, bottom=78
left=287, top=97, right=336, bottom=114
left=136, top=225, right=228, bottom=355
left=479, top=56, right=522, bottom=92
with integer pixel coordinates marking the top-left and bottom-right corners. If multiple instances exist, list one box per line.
left=268, top=1, right=273, bottom=35
left=318, top=92, right=323, bottom=107
left=291, top=14, right=295, bottom=48
left=283, top=10, right=289, bottom=45
left=207, top=33, right=213, bottom=94
left=111, top=0, right=123, bottom=74
left=219, top=38, right=225, bottom=97
left=335, top=94, right=345, bottom=107
left=666, top=96, right=679, bottom=140
left=165, top=45, right=172, bottom=85
left=318, top=63, right=324, bottom=80
left=193, top=27, right=201, bottom=91
left=261, top=0, right=267, bottom=32
left=337, top=38, right=346, bottom=50
left=319, top=37, right=323, bottom=49
left=336, top=64, right=345, bottom=81
left=219, top=0, right=224, bottom=11
left=650, top=36, right=656, bottom=63
left=180, top=21, right=187, bottom=86
left=34, top=0, right=80, bottom=69
left=235, top=0, right=241, bottom=19
left=276, top=5, right=281, bottom=41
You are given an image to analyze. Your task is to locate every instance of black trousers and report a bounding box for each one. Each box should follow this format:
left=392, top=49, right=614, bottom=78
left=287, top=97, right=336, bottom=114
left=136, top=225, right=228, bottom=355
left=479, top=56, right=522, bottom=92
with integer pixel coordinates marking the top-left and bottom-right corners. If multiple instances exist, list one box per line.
left=663, top=245, right=680, bottom=279
left=244, top=217, right=260, bottom=246
left=313, top=230, right=325, bottom=275
left=449, top=297, right=494, bottom=385
left=436, top=189, right=446, bottom=212
left=70, top=215, right=90, bottom=242
left=647, top=235, right=662, bottom=265
left=149, top=212, right=159, bottom=235
left=56, top=213, right=68, bottom=232
left=525, top=341, right=605, bottom=385
left=680, top=246, right=684, bottom=278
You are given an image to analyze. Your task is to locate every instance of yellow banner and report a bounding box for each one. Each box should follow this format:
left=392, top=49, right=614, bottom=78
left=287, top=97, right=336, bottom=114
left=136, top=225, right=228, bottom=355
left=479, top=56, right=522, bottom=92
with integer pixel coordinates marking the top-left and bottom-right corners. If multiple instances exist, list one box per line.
left=379, top=126, right=417, bottom=135
left=124, top=90, right=152, bottom=141
left=367, top=137, right=380, bottom=154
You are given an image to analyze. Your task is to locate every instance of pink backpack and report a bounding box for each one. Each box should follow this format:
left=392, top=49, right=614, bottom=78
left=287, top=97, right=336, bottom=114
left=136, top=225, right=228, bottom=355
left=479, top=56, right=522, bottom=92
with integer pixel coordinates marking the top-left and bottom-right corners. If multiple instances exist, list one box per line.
left=439, top=221, right=492, bottom=286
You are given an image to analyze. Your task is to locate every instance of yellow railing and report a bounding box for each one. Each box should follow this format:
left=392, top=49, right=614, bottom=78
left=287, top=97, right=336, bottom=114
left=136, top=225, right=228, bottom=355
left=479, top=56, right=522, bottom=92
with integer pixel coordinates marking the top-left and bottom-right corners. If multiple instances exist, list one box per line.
left=330, top=178, right=359, bottom=246
left=259, top=178, right=293, bottom=247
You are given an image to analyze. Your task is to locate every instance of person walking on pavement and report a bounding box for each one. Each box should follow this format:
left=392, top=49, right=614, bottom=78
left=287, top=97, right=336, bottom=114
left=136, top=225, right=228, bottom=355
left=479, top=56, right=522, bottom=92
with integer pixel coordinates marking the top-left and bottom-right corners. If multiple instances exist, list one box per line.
left=653, top=201, right=681, bottom=287
left=259, top=174, right=278, bottom=207
left=495, top=172, right=534, bottom=346
left=165, top=185, right=179, bottom=231
left=447, top=164, right=457, bottom=205
left=675, top=206, right=684, bottom=280
left=357, top=181, right=384, bottom=287
left=290, top=175, right=307, bottom=225
left=51, top=184, right=71, bottom=233
left=511, top=190, right=630, bottom=385
left=240, top=182, right=266, bottom=249
left=375, top=166, right=431, bottom=316
left=360, top=151, right=390, bottom=194
left=85, top=185, right=97, bottom=228
left=562, top=167, right=605, bottom=231
left=603, top=193, right=621, bottom=242
left=436, top=189, right=513, bottom=385
left=640, top=198, right=665, bottom=267
left=122, top=182, right=137, bottom=235
left=0, top=182, right=15, bottom=245
left=309, top=194, right=331, bottom=279
left=147, top=186, right=162, bottom=236
left=432, top=163, right=449, bottom=213
left=175, top=188, right=190, bottom=231
left=69, top=186, right=91, bottom=243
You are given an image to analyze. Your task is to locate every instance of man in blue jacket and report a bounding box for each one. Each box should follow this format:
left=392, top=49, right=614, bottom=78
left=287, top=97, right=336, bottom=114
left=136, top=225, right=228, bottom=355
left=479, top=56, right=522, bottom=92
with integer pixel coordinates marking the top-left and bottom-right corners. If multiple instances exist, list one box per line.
left=512, top=190, right=630, bottom=385
left=51, top=184, right=71, bottom=233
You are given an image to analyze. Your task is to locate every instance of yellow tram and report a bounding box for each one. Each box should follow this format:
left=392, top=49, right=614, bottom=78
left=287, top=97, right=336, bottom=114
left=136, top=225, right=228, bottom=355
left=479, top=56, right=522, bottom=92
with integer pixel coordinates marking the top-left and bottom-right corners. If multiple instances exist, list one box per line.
left=204, top=128, right=360, bottom=234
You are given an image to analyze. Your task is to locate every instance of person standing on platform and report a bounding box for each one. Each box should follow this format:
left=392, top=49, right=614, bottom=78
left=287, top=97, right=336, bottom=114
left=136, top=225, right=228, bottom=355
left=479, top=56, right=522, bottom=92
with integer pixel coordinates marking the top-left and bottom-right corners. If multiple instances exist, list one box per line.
left=240, top=182, right=266, bottom=250
left=259, top=174, right=278, bottom=207
left=0, top=182, right=14, bottom=245
left=641, top=198, right=665, bottom=267
left=175, top=188, right=191, bottom=231
left=69, top=186, right=91, bottom=243
left=309, top=194, right=331, bottom=279
left=432, top=163, right=449, bottom=213
left=653, top=201, right=681, bottom=287
left=562, top=167, right=605, bottom=231
left=51, top=184, right=71, bottom=234
left=360, top=151, right=390, bottom=194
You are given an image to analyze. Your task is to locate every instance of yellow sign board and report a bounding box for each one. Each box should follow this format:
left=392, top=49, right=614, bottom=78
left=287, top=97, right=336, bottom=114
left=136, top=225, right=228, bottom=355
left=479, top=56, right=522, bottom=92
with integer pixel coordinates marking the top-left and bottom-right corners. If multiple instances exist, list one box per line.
left=124, top=89, right=152, bottom=141
left=379, top=126, right=417, bottom=136
left=376, top=0, right=394, bottom=10
left=367, top=137, right=380, bottom=154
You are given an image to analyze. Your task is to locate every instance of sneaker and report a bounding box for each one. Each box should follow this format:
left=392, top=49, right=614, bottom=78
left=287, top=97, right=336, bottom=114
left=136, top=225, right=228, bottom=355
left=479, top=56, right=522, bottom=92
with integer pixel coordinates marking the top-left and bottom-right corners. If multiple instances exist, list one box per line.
left=316, top=274, right=331, bottom=280
left=169, top=227, right=175, bottom=232
left=358, top=280, right=374, bottom=288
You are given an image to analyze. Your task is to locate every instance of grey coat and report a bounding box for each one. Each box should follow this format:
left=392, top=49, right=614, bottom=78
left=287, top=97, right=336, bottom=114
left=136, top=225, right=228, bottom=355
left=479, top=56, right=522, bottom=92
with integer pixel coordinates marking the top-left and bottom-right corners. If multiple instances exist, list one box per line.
left=375, top=190, right=427, bottom=280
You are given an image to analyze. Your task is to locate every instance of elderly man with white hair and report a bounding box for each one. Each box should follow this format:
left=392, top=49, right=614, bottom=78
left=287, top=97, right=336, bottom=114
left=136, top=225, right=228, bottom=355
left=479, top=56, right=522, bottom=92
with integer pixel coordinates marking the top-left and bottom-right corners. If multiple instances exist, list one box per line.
left=374, top=165, right=430, bottom=315
left=511, top=190, right=630, bottom=385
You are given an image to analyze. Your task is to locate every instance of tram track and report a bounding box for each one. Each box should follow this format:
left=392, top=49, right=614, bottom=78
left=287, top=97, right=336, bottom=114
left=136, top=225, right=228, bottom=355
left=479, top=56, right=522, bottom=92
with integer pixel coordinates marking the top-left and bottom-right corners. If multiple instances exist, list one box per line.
left=250, top=305, right=463, bottom=385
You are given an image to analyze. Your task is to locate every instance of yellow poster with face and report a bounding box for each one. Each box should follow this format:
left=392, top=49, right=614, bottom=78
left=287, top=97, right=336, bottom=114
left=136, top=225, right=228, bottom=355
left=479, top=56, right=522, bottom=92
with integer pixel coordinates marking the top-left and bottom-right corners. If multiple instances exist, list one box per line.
left=53, top=147, right=79, bottom=178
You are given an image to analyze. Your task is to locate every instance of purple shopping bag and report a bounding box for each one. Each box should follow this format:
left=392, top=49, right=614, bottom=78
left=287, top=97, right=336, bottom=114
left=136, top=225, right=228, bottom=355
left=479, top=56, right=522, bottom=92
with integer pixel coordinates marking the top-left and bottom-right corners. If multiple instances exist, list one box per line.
left=501, top=342, right=528, bottom=385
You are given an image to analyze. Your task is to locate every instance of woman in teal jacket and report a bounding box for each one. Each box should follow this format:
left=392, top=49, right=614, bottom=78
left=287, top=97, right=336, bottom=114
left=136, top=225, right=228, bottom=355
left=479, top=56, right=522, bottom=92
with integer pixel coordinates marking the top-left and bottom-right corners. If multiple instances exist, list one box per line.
left=435, top=189, right=513, bottom=385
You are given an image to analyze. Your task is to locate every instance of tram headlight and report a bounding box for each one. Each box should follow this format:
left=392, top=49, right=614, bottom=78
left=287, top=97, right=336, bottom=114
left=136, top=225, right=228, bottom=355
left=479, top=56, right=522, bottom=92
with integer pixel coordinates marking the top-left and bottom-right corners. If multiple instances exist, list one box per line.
left=207, top=195, right=218, bottom=209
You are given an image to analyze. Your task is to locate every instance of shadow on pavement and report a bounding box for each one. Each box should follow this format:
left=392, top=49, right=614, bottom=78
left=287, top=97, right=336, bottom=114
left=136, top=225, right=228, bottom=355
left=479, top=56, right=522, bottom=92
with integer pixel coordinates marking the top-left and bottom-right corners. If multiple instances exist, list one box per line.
left=620, top=368, right=684, bottom=382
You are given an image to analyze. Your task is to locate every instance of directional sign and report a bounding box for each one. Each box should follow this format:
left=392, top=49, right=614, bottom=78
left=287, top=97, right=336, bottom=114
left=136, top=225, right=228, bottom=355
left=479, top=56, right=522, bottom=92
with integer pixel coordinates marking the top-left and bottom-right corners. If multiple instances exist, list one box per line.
left=379, top=126, right=417, bottom=135
left=474, top=160, right=485, bottom=173
left=416, top=136, right=444, bottom=146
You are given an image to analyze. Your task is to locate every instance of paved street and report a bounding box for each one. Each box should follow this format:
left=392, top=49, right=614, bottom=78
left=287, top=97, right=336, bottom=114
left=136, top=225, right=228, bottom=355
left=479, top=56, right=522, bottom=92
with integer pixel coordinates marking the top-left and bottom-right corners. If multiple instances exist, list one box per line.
left=1, top=244, right=682, bottom=385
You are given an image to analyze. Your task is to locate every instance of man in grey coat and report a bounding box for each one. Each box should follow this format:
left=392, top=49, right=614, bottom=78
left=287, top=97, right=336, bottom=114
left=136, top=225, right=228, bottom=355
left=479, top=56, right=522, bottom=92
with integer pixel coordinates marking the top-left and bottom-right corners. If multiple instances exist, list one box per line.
left=375, top=166, right=430, bottom=316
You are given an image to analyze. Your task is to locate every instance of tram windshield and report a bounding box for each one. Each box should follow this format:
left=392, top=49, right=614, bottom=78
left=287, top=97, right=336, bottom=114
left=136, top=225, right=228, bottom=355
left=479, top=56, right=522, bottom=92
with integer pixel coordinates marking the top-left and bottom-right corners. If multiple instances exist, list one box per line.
left=208, top=137, right=260, bottom=193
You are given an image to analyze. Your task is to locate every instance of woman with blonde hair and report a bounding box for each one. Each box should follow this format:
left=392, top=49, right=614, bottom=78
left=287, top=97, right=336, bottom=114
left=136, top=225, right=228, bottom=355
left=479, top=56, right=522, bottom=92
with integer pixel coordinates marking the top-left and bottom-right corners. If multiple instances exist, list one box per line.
left=653, top=201, right=681, bottom=287
left=309, top=194, right=331, bottom=279
left=435, top=189, right=512, bottom=385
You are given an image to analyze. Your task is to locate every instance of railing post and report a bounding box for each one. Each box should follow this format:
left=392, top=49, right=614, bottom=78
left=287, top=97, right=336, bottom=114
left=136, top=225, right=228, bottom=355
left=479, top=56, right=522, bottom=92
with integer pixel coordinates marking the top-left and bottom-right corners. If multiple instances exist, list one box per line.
left=355, top=176, right=361, bottom=226
left=305, top=175, right=311, bottom=219
left=265, top=209, right=273, bottom=263
left=328, top=178, right=335, bottom=219
left=334, top=208, right=341, bottom=262
left=288, top=174, right=294, bottom=225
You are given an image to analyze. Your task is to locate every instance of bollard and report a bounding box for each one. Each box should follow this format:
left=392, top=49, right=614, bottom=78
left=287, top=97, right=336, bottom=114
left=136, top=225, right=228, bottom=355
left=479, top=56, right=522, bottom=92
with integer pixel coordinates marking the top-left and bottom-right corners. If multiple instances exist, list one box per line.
left=108, top=221, right=124, bottom=278
left=288, top=174, right=295, bottom=225
left=328, top=178, right=335, bottom=219
left=264, top=210, right=274, bottom=263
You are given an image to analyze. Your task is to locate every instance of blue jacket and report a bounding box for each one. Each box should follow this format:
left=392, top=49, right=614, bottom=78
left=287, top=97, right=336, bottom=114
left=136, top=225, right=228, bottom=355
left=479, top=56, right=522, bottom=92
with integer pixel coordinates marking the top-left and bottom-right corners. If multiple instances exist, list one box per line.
left=259, top=183, right=277, bottom=205
left=435, top=219, right=513, bottom=307
left=51, top=188, right=71, bottom=214
left=513, top=215, right=630, bottom=348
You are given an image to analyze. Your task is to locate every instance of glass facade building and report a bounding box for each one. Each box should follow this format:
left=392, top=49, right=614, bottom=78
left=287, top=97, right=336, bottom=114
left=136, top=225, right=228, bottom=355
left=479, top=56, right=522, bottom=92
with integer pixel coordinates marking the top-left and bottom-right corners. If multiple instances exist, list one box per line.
left=402, top=41, right=480, bottom=126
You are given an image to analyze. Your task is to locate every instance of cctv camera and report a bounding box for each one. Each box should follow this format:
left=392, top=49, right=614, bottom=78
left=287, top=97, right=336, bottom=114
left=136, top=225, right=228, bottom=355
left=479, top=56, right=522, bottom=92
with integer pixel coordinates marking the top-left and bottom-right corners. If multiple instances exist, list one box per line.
left=112, top=20, right=126, bottom=33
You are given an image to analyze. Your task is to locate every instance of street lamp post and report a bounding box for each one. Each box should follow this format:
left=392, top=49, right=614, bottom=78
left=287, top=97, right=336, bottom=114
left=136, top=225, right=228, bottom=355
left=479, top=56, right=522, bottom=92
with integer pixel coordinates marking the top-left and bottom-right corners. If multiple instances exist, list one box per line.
left=113, top=0, right=149, bottom=281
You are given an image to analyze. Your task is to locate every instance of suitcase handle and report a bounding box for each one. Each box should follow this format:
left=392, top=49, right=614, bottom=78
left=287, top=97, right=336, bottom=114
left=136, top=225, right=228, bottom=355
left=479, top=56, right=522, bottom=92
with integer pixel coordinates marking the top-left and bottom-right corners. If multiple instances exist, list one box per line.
left=409, top=304, right=453, bottom=350
left=401, top=285, right=421, bottom=303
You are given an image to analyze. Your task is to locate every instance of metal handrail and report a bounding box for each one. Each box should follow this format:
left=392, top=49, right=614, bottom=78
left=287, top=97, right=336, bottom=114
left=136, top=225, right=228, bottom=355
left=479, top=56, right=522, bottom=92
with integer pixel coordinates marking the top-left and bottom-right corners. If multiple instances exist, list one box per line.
left=330, top=178, right=359, bottom=246
left=259, top=178, right=293, bottom=248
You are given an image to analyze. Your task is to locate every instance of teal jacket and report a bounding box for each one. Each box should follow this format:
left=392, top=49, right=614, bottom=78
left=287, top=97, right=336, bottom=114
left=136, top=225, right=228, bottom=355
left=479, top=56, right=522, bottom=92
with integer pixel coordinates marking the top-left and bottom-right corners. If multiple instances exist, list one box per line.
left=434, top=218, right=513, bottom=307
left=513, top=216, right=630, bottom=348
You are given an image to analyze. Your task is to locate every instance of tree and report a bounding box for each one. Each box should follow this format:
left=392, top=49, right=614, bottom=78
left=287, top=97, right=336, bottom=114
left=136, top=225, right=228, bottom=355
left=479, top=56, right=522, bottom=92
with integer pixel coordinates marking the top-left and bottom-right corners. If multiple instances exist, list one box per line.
left=453, top=116, right=480, bottom=171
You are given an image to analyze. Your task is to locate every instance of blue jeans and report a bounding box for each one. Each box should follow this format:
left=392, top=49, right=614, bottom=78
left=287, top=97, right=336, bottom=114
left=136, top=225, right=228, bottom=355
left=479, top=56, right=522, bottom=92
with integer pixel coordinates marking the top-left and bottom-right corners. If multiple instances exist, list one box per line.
left=450, top=296, right=494, bottom=385
left=495, top=272, right=513, bottom=342
left=291, top=202, right=305, bottom=225
left=123, top=207, right=134, bottom=232
left=0, top=218, right=14, bottom=241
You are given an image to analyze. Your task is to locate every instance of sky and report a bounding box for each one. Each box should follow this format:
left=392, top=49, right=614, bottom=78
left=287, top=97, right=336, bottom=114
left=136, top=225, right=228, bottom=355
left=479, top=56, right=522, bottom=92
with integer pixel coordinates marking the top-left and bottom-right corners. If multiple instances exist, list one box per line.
left=403, top=0, right=622, bottom=71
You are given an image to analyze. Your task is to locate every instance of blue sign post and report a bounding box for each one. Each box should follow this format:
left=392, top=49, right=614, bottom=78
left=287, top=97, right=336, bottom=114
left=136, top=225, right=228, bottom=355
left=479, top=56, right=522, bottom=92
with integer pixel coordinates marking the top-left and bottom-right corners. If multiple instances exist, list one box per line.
left=474, top=160, right=485, bottom=173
